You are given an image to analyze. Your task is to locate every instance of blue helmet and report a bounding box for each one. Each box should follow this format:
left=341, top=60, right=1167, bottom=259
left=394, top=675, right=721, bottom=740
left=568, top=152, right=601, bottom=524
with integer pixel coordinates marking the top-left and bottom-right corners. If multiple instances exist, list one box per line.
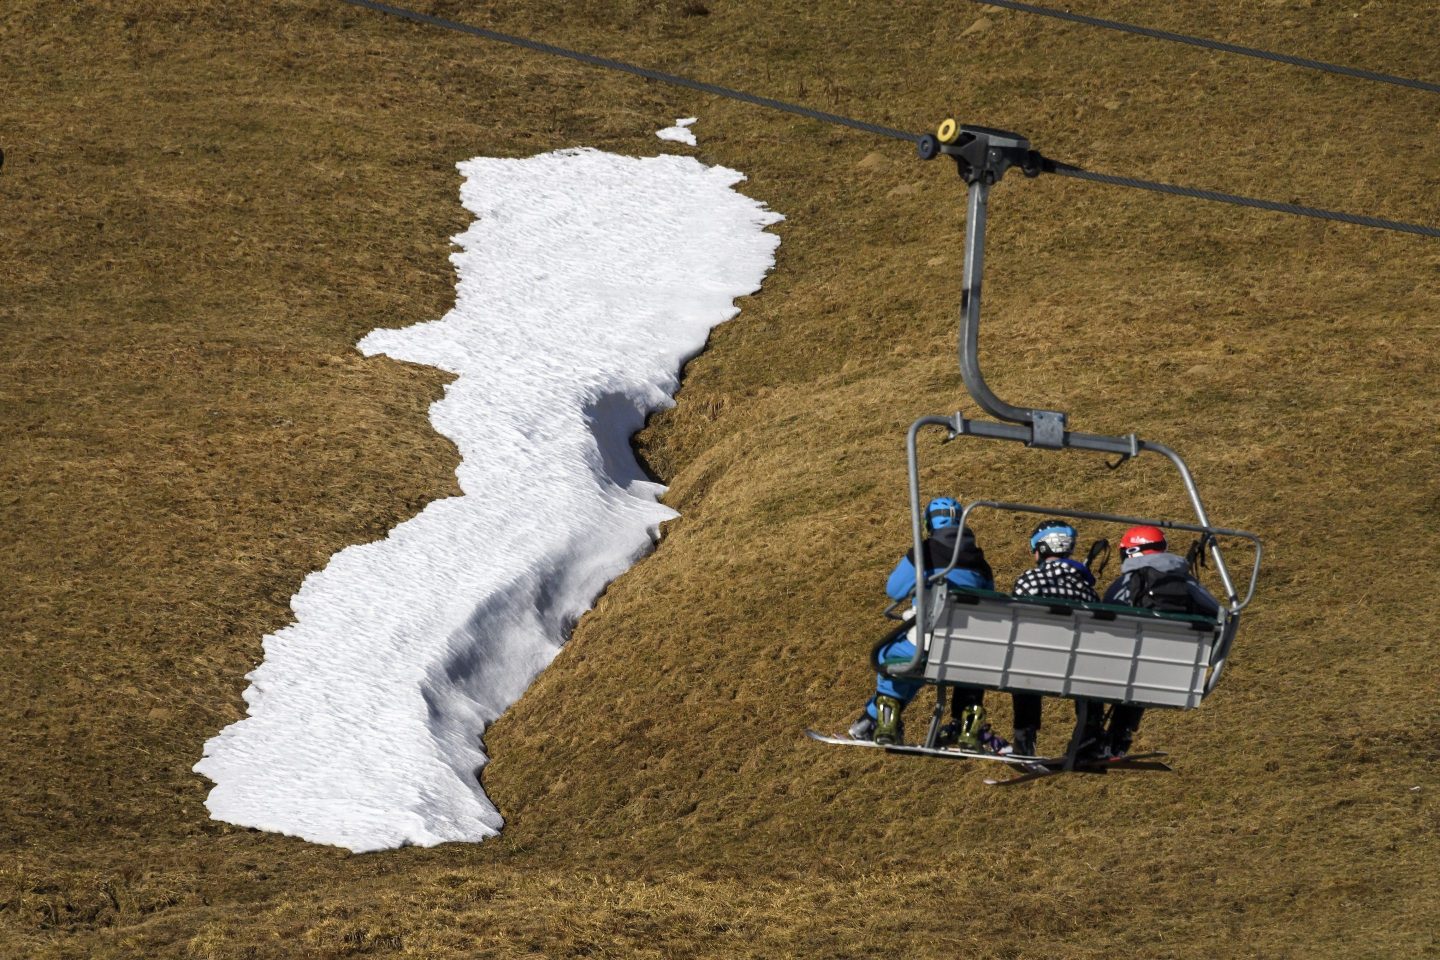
left=925, top=497, right=962, bottom=532
left=1030, top=520, right=1077, bottom=558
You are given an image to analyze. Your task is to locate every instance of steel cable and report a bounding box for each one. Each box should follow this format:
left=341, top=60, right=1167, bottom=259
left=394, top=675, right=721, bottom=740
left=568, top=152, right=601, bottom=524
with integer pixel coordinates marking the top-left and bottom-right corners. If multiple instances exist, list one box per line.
left=336, top=0, right=920, bottom=142
left=1043, top=161, right=1440, bottom=238
left=966, top=0, right=1440, bottom=95
left=336, top=0, right=1439, bottom=239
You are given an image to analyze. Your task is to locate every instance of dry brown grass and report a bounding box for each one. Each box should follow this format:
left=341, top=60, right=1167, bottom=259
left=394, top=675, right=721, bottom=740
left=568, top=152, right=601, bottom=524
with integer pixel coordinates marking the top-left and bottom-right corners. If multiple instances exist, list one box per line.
left=3, top=1, right=1438, bottom=957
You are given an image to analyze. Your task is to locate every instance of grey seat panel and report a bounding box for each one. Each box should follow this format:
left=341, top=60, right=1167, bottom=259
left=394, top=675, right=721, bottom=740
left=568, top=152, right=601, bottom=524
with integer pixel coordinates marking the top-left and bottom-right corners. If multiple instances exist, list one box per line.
left=919, top=593, right=1217, bottom=710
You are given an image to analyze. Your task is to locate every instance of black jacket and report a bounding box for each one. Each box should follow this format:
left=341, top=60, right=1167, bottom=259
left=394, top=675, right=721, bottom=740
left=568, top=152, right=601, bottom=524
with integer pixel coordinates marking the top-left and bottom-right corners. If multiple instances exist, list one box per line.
left=906, top=526, right=994, bottom=586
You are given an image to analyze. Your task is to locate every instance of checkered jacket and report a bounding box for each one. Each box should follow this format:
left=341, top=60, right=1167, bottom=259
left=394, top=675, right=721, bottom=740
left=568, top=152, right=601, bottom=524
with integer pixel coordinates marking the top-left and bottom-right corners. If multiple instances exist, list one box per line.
left=1011, top=558, right=1100, bottom=603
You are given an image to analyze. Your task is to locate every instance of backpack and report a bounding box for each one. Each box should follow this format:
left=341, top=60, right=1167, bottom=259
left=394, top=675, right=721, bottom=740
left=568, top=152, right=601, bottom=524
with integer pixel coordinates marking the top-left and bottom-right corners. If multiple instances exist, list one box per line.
left=1126, top=566, right=1201, bottom=615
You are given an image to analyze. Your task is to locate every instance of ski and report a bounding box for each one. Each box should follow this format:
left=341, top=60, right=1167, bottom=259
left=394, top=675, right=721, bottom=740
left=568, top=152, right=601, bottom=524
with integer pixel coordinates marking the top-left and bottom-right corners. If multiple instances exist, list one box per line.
left=984, top=767, right=1058, bottom=787
left=984, top=752, right=1172, bottom=786
left=804, top=729, right=1051, bottom=769
left=806, top=729, right=1173, bottom=785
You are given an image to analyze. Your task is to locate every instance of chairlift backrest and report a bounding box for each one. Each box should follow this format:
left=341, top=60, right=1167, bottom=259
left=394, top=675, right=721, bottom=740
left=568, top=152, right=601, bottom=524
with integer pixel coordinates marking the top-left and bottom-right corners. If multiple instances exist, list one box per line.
left=921, top=585, right=1232, bottom=711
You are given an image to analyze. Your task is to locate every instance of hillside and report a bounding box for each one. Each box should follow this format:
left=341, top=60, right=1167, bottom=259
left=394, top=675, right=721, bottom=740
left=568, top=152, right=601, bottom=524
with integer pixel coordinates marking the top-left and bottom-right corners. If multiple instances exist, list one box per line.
left=3, top=1, right=1437, bottom=957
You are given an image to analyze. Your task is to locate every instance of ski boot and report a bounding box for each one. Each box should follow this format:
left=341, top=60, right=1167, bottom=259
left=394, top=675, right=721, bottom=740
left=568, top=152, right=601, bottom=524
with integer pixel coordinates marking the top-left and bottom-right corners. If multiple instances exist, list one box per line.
left=1010, top=726, right=1037, bottom=758
left=1071, top=715, right=1108, bottom=762
left=847, top=711, right=876, bottom=742
left=935, top=720, right=959, bottom=747
left=1105, top=725, right=1135, bottom=760
left=934, top=712, right=966, bottom=747
left=978, top=724, right=1011, bottom=755
left=939, top=704, right=987, bottom=751
left=873, top=695, right=904, bottom=745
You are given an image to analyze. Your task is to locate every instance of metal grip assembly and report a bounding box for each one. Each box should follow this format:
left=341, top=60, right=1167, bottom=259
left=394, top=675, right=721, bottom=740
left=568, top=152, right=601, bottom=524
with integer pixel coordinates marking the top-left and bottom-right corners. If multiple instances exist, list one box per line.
left=920, top=120, right=1068, bottom=444
left=917, top=120, right=1044, bottom=185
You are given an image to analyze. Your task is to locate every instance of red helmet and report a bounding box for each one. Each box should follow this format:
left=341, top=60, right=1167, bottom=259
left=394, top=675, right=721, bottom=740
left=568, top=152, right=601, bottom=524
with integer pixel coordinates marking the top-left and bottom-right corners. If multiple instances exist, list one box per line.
left=1119, top=525, right=1167, bottom=558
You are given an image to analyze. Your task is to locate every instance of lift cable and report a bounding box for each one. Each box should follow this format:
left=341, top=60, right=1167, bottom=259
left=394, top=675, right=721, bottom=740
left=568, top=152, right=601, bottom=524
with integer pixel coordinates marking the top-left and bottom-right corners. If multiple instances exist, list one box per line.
left=337, top=0, right=918, bottom=143
left=337, top=0, right=1440, bottom=240
left=962, top=0, right=1440, bottom=96
left=1041, top=160, right=1440, bottom=238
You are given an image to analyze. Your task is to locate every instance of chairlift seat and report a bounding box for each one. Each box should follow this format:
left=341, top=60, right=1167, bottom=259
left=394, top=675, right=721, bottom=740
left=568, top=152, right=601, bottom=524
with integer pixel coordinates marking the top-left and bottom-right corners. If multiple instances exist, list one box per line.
left=914, top=586, right=1230, bottom=711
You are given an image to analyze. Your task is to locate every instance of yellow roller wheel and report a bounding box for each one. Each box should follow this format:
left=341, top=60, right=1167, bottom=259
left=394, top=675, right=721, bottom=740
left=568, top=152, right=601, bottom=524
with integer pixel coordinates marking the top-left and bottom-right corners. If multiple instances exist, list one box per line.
left=936, top=118, right=959, bottom=144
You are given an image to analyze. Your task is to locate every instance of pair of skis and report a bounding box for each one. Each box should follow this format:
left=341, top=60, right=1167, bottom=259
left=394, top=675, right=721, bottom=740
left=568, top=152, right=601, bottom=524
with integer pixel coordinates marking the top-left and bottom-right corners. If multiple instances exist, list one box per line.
left=804, top=729, right=1171, bottom=786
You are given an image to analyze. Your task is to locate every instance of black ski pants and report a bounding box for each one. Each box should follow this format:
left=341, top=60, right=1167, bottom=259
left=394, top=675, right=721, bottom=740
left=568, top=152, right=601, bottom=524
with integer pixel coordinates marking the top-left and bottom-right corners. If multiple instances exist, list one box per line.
left=1013, top=694, right=1100, bottom=732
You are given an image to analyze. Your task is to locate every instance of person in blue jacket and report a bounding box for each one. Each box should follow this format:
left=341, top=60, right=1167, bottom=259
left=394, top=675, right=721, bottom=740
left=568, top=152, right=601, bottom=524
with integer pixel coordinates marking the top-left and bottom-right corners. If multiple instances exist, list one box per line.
left=848, top=497, right=1004, bottom=749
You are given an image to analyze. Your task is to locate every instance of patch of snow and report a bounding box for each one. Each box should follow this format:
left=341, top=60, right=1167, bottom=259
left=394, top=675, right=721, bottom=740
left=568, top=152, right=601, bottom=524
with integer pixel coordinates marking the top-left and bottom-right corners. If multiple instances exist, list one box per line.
left=195, top=146, right=781, bottom=853
left=656, top=117, right=698, bottom=146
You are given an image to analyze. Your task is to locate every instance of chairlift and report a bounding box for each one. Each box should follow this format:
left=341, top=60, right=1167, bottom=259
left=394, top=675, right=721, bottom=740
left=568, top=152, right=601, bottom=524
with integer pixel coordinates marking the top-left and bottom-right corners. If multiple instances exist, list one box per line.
left=811, top=123, right=1262, bottom=782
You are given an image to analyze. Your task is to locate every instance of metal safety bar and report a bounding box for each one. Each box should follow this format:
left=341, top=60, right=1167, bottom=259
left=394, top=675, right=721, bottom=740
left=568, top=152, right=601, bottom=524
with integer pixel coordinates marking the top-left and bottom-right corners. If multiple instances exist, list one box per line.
left=952, top=500, right=1262, bottom=610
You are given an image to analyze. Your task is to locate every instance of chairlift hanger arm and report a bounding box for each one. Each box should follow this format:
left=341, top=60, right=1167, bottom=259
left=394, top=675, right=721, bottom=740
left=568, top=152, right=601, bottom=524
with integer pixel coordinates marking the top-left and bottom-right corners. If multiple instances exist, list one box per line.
left=919, top=124, right=1063, bottom=443
left=911, top=122, right=1243, bottom=611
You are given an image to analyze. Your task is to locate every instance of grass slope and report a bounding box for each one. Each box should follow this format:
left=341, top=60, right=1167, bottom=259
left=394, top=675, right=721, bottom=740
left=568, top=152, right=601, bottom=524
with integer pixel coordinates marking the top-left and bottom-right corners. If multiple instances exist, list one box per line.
left=2, top=1, right=1437, bottom=957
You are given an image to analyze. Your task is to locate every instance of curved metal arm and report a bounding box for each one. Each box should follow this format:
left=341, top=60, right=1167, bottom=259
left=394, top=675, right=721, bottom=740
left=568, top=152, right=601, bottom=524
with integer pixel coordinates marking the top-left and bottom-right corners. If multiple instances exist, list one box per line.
left=1204, top=615, right=1240, bottom=696
left=1140, top=440, right=1243, bottom=607
left=958, top=164, right=1068, bottom=448
left=960, top=181, right=1033, bottom=425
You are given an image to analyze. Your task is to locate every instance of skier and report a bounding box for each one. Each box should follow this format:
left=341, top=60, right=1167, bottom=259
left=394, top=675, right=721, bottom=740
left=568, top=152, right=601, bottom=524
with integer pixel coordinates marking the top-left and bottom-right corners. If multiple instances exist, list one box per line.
left=1008, top=520, right=1100, bottom=757
left=1090, top=524, right=1221, bottom=758
left=848, top=497, right=1004, bottom=750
